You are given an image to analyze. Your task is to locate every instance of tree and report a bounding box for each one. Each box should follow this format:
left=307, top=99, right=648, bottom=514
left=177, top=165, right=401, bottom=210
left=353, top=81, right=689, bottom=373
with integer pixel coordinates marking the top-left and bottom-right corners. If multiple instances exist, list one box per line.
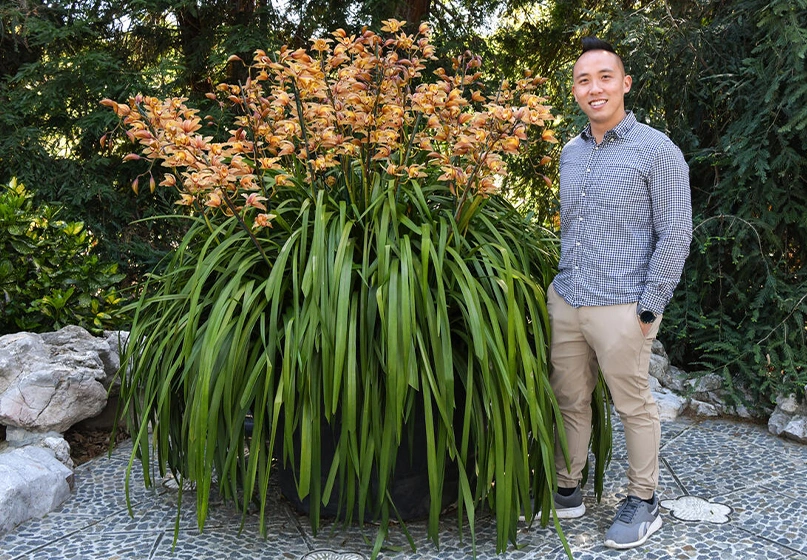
left=1, top=1, right=186, bottom=277
left=0, top=0, right=504, bottom=281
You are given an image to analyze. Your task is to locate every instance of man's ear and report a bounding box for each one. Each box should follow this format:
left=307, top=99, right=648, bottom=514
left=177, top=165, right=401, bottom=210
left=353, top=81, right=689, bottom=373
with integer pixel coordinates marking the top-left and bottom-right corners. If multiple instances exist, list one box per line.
left=623, top=74, right=633, bottom=94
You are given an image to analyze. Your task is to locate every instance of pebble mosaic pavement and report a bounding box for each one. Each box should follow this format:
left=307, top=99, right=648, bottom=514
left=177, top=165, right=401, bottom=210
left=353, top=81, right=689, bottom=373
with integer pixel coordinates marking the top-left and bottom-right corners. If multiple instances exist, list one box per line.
left=1, top=416, right=806, bottom=559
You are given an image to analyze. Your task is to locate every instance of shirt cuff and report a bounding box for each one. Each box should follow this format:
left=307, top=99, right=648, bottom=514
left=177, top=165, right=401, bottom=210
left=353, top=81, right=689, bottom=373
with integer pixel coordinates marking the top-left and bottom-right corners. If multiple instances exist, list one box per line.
left=638, top=295, right=666, bottom=316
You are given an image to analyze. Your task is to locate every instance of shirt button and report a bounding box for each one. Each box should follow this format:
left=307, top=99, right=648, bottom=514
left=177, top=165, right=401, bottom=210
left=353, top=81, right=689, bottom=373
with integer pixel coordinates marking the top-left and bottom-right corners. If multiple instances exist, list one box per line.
left=576, top=242, right=581, bottom=246
left=581, top=192, right=586, bottom=196
left=586, top=168, right=590, bottom=173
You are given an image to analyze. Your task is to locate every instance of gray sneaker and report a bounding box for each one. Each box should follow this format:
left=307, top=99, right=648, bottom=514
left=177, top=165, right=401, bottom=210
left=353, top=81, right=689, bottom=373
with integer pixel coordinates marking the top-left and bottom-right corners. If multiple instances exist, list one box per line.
left=604, top=494, right=662, bottom=549
left=519, top=486, right=586, bottom=521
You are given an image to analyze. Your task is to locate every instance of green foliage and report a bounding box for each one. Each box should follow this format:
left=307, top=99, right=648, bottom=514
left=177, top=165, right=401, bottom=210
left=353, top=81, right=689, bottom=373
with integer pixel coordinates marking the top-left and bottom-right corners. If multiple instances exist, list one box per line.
left=0, top=0, right=190, bottom=279
left=119, top=180, right=579, bottom=556
left=670, top=214, right=806, bottom=409
left=0, top=179, right=127, bottom=335
left=637, top=0, right=807, bottom=410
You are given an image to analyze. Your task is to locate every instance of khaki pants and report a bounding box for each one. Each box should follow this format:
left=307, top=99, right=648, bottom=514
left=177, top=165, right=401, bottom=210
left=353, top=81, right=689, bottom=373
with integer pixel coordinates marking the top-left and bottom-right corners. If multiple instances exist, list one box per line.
left=547, top=284, right=661, bottom=500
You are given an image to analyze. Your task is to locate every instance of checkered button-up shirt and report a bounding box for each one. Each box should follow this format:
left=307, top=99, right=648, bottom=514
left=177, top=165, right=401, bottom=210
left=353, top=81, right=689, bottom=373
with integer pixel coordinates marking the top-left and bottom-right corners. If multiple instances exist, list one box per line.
left=553, top=111, right=692, bottom=314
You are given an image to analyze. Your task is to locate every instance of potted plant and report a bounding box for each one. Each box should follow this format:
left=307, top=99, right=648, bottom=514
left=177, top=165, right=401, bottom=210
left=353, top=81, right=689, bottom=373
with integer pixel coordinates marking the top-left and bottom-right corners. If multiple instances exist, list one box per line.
left=106, top=20, right=609, bottom=557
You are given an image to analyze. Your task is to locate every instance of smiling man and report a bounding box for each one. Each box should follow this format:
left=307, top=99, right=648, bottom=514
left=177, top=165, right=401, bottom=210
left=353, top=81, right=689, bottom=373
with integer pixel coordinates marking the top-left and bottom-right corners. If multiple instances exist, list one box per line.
left=545, top=37, right=692, bottom=549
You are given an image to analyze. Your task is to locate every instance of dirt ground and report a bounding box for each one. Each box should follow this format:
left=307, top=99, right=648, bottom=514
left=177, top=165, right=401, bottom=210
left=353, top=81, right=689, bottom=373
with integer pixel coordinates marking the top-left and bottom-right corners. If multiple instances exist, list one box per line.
left=64, top=425, right=130, bottom=465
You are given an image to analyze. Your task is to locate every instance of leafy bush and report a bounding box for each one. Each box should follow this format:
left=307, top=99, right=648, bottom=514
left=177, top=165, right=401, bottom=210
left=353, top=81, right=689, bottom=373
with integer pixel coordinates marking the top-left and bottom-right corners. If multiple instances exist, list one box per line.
left=641, top=0, right=807, bottom=410
left=0, top=178, right=127, bottom=335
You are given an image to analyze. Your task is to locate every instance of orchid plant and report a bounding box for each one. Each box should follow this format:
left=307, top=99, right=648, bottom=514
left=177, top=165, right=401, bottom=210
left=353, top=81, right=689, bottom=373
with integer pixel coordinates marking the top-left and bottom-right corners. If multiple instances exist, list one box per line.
left=103, top=20, right=555, bottom=233
left=107, top=20, right=604, bottom=560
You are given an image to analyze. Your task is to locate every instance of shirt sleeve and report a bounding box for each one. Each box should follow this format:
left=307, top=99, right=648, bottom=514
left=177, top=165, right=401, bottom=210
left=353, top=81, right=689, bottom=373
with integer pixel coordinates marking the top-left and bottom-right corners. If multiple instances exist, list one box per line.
left=639, top=141, right=692, bottom=314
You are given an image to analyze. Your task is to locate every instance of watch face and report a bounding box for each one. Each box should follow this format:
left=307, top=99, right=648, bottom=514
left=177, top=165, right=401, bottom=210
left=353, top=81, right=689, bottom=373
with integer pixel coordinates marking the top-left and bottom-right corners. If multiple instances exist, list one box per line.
left=640, top=310, right=656, bottom=324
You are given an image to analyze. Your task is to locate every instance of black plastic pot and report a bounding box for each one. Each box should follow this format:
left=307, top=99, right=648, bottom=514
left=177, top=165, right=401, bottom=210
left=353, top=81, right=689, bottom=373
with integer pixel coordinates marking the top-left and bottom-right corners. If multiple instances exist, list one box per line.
left=275, top=414, right=459, bottom=521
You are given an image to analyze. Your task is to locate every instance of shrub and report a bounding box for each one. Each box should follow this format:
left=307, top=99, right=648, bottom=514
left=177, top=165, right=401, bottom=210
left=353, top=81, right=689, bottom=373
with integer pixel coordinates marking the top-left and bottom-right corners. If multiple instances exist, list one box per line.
left=0, top=178, right=127, bottom=335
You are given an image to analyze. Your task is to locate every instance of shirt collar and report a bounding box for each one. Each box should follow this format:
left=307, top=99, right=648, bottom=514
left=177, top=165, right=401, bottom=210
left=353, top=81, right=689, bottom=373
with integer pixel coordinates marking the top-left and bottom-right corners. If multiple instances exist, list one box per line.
left=581, top=111, right=637, bottom=142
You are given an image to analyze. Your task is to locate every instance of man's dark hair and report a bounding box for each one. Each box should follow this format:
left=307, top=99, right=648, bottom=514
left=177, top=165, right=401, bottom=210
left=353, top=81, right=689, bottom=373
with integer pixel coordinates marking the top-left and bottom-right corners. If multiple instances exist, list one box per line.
left=579, top=36, right=625, bottom=73
left=581, top=36, right=617, bottom=55
left=581, top=36, right=616, bottom=54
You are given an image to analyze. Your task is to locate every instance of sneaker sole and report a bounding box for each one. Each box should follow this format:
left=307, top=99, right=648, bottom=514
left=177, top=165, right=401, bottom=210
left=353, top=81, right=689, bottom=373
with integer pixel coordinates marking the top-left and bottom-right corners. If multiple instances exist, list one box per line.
left=603, top=515, right=662, bottom=549
left=518, top=503, right=586, bottom=522
left=556, top=503, right=586, bottom=519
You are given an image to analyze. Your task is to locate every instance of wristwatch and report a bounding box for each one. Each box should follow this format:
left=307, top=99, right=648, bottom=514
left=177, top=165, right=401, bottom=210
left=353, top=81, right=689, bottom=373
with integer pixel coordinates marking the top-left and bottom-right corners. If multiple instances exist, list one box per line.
left=638, top=309, right=657, bottom=324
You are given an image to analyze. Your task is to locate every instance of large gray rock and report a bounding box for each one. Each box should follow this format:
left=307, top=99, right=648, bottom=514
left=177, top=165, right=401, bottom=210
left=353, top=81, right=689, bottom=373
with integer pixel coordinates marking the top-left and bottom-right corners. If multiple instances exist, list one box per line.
left=768, top=393, right=807, bottom=441
left=689, top=373, right=723, bottom=402
left=768, top=407, right=792, bottom=436
left=651, top=339, right=668, bottom=359
left=39, top=326, right=123, bottom=388
left=0, top=326, right=129, bottom=537
left=653, top=389, right=687, bottom=422
left=0, top=445, right=74, bottom=534
left=647, top=342, right=690, bottom=395
left=648, top=353, right=671, bottom=387
left=665, top=365, right=688, bottom=394
left=648, top=340, right=671, bottom=385
left=775, top=393, right=803, bottom=415
left=4, top=427, right=74, bottom=469
left=0, top=326, right=116, bottom=433
left=689, top=399, right=721, bottom=417
left=783, top=417, right=807, bottom=443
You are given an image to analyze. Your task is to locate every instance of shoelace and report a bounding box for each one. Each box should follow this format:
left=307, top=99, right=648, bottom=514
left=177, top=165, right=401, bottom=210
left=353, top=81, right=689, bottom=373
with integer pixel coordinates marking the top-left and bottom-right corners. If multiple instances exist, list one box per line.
left=615, top=496, right=643, bottom=523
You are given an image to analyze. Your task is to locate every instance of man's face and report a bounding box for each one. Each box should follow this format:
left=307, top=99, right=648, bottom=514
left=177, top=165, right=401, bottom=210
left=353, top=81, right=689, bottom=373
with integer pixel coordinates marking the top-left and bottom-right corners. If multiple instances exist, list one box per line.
left=572, top=50, right=632, bottom=132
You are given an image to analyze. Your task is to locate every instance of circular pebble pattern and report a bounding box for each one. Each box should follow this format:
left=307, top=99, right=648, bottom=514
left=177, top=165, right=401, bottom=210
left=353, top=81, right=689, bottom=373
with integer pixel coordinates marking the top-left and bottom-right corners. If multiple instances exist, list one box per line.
left=660, top=495, right=733, bottom=523
left=301, top=550, right=367, bottom=560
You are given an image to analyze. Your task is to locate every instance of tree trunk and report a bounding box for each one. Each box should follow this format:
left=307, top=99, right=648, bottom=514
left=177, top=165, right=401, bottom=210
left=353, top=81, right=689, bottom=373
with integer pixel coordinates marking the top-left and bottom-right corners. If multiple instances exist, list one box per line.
left=174, top=6, right=212, bottom=94
left=403, top=0, right=430, bottom=23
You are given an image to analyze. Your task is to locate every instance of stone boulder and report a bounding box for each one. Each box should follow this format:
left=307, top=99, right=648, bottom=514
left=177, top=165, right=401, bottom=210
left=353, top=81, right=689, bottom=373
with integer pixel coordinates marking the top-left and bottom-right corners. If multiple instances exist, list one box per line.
left=648, top=340, right=670, bottom=384
left=654, top=389, right=688, bottom=422
left=0, top=444, right=74, bottom=534
left=0, top=325, right=121, bottom=434
left=768, top=392, right=807, bottom=443
left=5, top=427, right=74, bottom=469
left=782, top=417, right=807, bottom=443
left=0, top=326, right=127, bottom=536
left=688, top=399, right=721, bottom=417
left=648, top=340, right=689, bottom=422
left=665, top=365, right=689, bottom=394
left=688, top=373, right=723, bottom=403
left=649, top=341, right=689, bottom=394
